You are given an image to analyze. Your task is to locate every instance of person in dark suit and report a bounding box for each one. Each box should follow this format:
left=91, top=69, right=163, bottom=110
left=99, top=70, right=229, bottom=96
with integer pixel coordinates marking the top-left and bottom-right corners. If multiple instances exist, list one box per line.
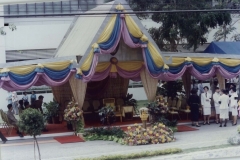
left=188, top=89, right=201, bottom=127
left=0, top=131, right=7, bottom=144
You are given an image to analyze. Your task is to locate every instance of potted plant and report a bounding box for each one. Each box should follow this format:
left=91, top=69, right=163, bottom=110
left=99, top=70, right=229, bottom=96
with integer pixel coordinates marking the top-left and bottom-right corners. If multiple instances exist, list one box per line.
left=18, top=108, right=45, bottom=160
left=43, top=100, right=60, bottom=124
left=98, top=106, right=116, bottom=125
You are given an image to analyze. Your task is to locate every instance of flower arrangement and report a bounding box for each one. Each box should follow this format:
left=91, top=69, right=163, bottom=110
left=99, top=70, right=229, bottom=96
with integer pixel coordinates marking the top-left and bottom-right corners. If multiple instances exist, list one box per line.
left=123, top=123, right=175, bottom=146
left=64, top=99, right=83, bottom=122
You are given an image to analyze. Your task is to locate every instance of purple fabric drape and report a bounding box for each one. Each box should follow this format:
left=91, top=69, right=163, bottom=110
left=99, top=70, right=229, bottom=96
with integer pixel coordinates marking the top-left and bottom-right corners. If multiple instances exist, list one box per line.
left=116, top=65, right=143, bottom=79
left=0, top=70, right=76, bottom=91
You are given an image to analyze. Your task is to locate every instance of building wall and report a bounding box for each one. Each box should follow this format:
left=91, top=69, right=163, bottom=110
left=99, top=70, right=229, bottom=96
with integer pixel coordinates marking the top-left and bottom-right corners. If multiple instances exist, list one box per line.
left=0, top=5, right=9, bottom=111
left=4, top=17, right=73, bottom=50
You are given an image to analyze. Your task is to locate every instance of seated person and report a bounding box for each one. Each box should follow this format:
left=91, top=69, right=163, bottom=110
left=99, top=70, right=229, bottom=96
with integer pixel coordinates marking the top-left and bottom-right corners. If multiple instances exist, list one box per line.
left=24, top=101, right=31, bottom=109
left=31, top=95, right=44, bottom=114
left=7, top=104, right=24, bottom=137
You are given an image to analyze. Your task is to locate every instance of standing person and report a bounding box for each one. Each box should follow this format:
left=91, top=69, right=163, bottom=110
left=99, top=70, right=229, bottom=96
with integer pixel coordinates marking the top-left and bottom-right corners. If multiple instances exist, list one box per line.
left=192, top=80, right=198, bottom=91
left=6, top=91, right=12, bottom=104
left=11, top=91, right=19, bottom=115
left=213, top=87, right=221, bottom=124
left=31, top=95, right=44, bottom=114
left=201, top=86, right=212, bottom=125
left=219, top=89, right=230, bottom=127
left=188, top=89, right=201, bottom=127
left=198, top=80, right=204, bottom=96
left=30, top=91, right=36, bottom=105
left=230, top=87, right=238, bottom=125
left=228, top=84, right=236, bottom=121
left=18, top=100, right=24, bottom=115
left=22, top=92, right=28, bottom=103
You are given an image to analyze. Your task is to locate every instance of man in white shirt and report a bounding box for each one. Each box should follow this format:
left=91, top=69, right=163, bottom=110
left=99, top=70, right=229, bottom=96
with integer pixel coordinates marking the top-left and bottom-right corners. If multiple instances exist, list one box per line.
left=230, top=87, right=238, bottom=125
left=219, top=89, right=230, bottom=127
left=11, top=91, right=19, bottom=115
left=201, top=86, right=212, bottom=125
left=213, top=87, right=220, bottom=124
left=228, top=84, right=236, bottom=121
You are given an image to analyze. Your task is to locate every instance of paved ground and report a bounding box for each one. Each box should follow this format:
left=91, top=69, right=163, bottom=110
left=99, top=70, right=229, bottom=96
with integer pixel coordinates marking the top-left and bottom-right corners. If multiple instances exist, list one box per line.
left=1, top=121, right=240, bottom=160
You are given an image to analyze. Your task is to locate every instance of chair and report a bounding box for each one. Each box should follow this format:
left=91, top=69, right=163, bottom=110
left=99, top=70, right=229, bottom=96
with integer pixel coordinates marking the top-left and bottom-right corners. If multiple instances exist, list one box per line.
left=167, top=97, right=172, bottom=108
left=103, top=98, right=123, bottom=122
left=180, top=97, right=191, bottom=120
left=92, top=100, right=101, bottom=112
left=0, top=110, right=14, bottom=135
left=168, top=98, right=181, bottom=120
left=82, top=101, right=92, bottom=115
left=171, top=98, right=177, bottom=110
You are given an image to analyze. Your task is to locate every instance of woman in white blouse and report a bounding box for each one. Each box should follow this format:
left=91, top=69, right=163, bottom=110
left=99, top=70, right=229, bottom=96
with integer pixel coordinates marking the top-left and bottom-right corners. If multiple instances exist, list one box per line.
left=229, top=87, right=238, bottom=126
left=218, top=89, right=230, bottom=127
left=201, top=86, right=212, bottom=125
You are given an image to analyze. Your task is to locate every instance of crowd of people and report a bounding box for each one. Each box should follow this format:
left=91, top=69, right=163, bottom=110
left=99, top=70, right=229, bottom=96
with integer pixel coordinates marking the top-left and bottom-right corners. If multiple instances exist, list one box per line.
left=188, top=82, right=239, bottom=128
left=0, top=91, right=45, bottom=143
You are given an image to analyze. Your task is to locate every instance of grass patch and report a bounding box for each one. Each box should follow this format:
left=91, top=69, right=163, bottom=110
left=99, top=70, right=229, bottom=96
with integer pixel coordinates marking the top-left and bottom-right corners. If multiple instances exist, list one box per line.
left=75, top=148, right=182, bottom=160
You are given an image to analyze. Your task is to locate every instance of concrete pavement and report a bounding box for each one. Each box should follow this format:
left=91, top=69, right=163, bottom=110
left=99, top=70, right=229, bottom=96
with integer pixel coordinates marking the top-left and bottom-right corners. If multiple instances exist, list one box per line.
left=1, top=121, right=240, bottom=160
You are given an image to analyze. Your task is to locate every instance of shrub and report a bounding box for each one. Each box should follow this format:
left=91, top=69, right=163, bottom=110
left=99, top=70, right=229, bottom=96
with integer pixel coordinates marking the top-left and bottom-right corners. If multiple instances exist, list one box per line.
left=84, top=127, right=125, bottom=143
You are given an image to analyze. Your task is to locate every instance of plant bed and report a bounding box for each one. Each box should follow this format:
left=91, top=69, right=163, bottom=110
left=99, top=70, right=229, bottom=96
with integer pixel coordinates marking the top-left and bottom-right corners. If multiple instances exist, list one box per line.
left=83, top=127, right=125, bottom=144
left=76, top=148, right=182, bottom=160
left=123, top=123, right=175, bottom=145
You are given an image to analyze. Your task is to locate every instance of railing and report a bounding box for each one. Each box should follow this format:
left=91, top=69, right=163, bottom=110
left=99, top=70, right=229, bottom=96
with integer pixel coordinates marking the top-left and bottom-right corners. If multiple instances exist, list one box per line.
left=4, top=0, right=97, bottom=16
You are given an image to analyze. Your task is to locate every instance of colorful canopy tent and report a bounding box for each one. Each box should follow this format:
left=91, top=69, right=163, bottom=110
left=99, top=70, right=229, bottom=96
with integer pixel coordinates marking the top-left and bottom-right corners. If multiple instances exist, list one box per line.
left=1, top=0, right=240, bottom=103
left=204, top=42, right=240, bottom=54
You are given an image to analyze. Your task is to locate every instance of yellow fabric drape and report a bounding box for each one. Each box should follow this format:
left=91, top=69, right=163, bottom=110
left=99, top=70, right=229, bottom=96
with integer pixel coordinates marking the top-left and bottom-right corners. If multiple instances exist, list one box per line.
left=216, top=72, right=225, bottom=90
left=51, top=82, right=73, bottom=122
left=69, top=75, right=87, bottom=109
left=95, top=62, right=111, bottom=72
left=97, top=15, right=117, bottom=43
left=125, top=14, right=143, bottom=38
left=69, top=75, right=87, bottom=125
left=80, top=51, right=94, bottom=72
left=140, top=68, right=158, bottom=102
left=148, top=43, right=164, bottom=67
left=182, top=71, right=192, bottom=98
left=43, top=61, right=72, bottom=70
left=219, top=58, right=240, bottom=67
left=117, top=61, right=143, bottom=71
left=7, top=65, right=36, bottom=75
left=110, top=64, right=117, bottom=72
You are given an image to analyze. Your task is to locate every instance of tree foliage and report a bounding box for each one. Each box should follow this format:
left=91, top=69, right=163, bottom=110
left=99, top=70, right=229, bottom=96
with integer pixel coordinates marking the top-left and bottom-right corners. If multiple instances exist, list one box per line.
left=129, top=0, right=232, bottom=51
left=18, top=108, right=44, bottom=136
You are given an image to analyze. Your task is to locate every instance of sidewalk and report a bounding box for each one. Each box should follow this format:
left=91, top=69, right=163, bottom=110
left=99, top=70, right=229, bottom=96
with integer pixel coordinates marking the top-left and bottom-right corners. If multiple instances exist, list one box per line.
left=1, top=122, right=239, bottom=160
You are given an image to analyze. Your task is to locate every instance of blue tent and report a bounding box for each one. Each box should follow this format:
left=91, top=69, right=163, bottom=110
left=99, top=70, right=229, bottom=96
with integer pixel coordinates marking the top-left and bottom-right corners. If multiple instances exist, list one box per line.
left=203, top=42, right=240, bottom=54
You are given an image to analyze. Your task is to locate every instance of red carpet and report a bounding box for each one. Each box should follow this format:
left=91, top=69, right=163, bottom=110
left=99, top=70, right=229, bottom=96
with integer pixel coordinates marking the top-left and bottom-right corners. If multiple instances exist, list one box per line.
left=54, top=135, right=85, bottom=144
left=177, top=125, right=199, bottom=132
left=0, top=123, right=71, bottom=137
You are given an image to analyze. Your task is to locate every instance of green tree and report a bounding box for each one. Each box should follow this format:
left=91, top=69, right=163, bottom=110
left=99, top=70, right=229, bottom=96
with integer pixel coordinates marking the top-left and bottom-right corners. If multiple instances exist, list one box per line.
left=18, top=108, right=44, bottom=160
left=128, top=0, right=231, bottom=51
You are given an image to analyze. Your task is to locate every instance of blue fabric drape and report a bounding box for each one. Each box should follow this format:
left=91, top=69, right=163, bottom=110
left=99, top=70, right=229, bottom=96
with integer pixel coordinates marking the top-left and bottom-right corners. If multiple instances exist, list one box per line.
left=9, top=72, right=37, bottom=85
left=219, top=63, right=240, bottom=73
left=44, top=67, right=70, bottom=80
left=99, top=15, right=121, bottom=50
left=192, top=63, right=213, bottom=74
left=144, top=48, right=163, bottom=74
